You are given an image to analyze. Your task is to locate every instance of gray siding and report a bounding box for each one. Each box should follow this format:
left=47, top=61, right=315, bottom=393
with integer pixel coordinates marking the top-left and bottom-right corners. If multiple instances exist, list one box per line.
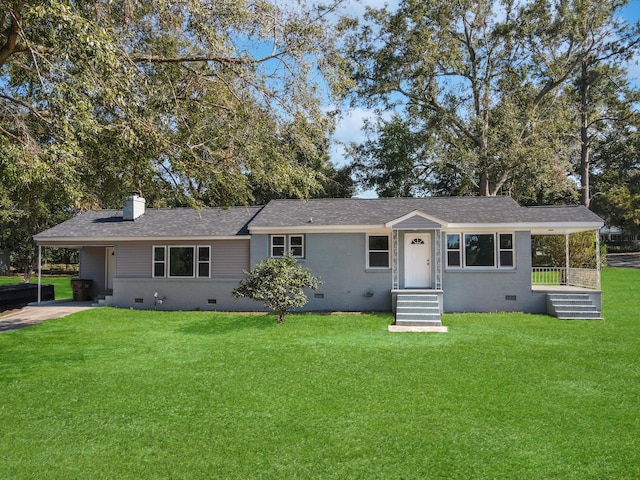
left=212, top=240, right=249, bottom=277
left=251, top=233, right=392, bottom=312
left=79, top=246, right=106, bottom=296
left=112, top=278, right=260, bottom=311
left=441, top=231, right=542, bottom=313
left=115, top=240, right=250, bottom=279
left=394, top=216, right=443, bottom=230
left=117, top=244, right=151, bottom=277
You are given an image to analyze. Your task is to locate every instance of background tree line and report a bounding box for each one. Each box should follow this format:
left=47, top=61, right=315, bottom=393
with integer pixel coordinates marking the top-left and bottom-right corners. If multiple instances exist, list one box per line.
left=1, top=0, right=639, bottom=276
left=342, top=0, right=639, bottom=220
left=0, top=0, right=353, bottom=275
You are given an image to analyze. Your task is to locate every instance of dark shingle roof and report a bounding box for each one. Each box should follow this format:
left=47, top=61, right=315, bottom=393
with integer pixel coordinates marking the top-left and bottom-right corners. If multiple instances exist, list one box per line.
left=248, top=197, right=603, bottom=227
left=34, top=206, right=262, bottom=241
left=34, top=197, right=604, bottom=243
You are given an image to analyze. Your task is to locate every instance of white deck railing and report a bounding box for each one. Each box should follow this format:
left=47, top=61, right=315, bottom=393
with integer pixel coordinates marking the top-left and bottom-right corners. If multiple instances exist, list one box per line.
left=532, top=267, right=600, bottom=290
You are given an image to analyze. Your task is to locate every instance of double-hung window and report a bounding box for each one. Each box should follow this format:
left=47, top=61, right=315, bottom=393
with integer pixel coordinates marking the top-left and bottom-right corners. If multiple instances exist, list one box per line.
left=446, top=234, right=461, bottom=267
left=153, top=246, right=166, bottom=277
left=498, top=234, right=514, bottom=267
left=367, top=235, right=390, bottom=268
left=445, top=233, right=515, bottom=269
left=271, top=235, right=304, bottom=258
left=197, top=246, right=211, bottom=277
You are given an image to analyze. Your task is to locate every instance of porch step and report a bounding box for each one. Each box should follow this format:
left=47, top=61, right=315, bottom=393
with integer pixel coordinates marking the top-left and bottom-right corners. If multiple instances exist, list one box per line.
left=546, top=293, right=603, bottom=320
left=394, top=293, right=442, bottom=326
left=92, top=290, right=113, bottom=307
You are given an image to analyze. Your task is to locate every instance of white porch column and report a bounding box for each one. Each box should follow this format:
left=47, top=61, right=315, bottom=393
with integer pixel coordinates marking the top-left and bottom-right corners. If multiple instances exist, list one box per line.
left=392, top=229, right=399, bottom=290
left=596, top=229, right=601, bottom=289
left=565, top=233, right=570, bottom=285
left=37, top=245, right=42, bottom=304
left=434, top=230, right=442, bottom=290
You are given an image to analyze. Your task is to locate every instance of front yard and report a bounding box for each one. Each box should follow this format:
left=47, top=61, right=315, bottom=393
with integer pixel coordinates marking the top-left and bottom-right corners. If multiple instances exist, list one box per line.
left=0, top=268, right=638, bottom=479
left=0, top=275, right=74, bottom=300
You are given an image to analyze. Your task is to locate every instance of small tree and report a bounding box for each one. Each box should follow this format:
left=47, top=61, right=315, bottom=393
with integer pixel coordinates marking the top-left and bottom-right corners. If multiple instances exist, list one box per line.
left=233, top=254, right=321, bottom=323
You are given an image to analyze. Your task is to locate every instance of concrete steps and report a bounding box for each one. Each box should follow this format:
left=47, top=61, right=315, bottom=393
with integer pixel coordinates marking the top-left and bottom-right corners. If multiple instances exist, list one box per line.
left=91, top=290, right=113, bottom=307
left=546, top=293, right=603, bottom=320
left=394, top=293, right=442, bottom=326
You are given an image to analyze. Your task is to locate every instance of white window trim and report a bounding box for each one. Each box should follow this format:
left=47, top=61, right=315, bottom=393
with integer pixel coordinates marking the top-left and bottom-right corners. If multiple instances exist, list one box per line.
left=446, top=234, right=462, bottom=269
left=289, top=235, right=305, bottom=258
left=197, top=245, right=211, bottom=278
left=366, top=234, right=390, bottom=269
left=270, top=234, right=305, bottom=258
left=168, top=245, right=196, bottom=278
left=463, top=233, right=497, bottom=269
left=152, top=245, right=166, bottom=278
left=445, top=233, right=516, bottom=270
left=498, top=233, right=515, bottom=269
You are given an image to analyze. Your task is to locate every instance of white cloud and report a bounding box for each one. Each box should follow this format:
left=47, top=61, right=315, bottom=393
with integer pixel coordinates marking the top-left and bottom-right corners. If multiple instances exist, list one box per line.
left=334, top=107, right=375, bottom=144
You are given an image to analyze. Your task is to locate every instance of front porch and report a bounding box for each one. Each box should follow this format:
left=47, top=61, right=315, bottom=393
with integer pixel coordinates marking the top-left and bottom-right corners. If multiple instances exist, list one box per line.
left=531, top=230, right=603, bottom=319
left=386, top=224, right=603, bottom=324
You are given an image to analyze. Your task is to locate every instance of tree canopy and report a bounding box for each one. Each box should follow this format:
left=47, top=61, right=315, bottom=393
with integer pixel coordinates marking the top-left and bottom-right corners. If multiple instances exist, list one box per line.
left=342, top=0, right=640, bottom=206
left=0, top=0, right=351, bottom=275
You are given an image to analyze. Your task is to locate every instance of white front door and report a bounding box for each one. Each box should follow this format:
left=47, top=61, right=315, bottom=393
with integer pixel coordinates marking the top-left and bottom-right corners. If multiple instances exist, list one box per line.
left=404, top=234, right=431, bottom=288
left=105, top=247, right=116, bottom=290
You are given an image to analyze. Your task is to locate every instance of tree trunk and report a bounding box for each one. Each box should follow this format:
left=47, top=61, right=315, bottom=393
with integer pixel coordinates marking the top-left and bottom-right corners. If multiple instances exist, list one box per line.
left=479, top=172, right=490, bottom=196
left=579, top=60, right=591, bottom=208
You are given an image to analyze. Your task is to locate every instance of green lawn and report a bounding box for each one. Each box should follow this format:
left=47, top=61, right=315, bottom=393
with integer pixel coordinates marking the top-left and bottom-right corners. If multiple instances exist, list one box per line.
left=0, top=275, right=74, bottom=300
left=1, top=269, right=638, bottom=479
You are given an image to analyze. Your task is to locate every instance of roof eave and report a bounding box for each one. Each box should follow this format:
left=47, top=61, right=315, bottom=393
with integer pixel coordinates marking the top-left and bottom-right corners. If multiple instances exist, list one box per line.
left=248, top=224, right=387, bottom=234
left=33, top=235, right=250, bottom=246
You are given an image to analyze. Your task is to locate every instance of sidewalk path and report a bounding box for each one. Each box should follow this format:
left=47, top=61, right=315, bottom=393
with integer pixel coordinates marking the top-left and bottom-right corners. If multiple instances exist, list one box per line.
left=0, top=301, right=95, bottom=332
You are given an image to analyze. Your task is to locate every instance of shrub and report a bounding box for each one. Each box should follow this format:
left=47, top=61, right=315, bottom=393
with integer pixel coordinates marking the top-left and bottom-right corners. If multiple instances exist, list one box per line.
left=232, top=253, right=321, bottom=323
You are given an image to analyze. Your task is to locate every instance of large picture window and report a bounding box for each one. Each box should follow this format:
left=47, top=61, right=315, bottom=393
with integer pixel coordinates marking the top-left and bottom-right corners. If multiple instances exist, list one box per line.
left=465, top=234, right=495, bottom=267
left=169, top=247, right=194, bottom=277
left=445, top=233, right=515, bottom=269
left=368, top=235, right=390, bottom=268
left=271, top=235, right=304, bottom=258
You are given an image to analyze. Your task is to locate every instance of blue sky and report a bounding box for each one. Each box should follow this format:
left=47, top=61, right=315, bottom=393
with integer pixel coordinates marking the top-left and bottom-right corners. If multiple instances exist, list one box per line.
left=331, top=0, right=640, bottom=197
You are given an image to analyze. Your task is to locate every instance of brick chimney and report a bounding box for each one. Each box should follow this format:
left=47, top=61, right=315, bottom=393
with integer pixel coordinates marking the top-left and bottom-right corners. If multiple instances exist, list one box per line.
left=123, top=191, right=146, bottom=221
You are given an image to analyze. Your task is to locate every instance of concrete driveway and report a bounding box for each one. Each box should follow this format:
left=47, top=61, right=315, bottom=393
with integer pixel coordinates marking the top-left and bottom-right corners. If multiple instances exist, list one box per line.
left=0, top=301, right=95, bottom=332
left=607, top=252, right=640, bottom=268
